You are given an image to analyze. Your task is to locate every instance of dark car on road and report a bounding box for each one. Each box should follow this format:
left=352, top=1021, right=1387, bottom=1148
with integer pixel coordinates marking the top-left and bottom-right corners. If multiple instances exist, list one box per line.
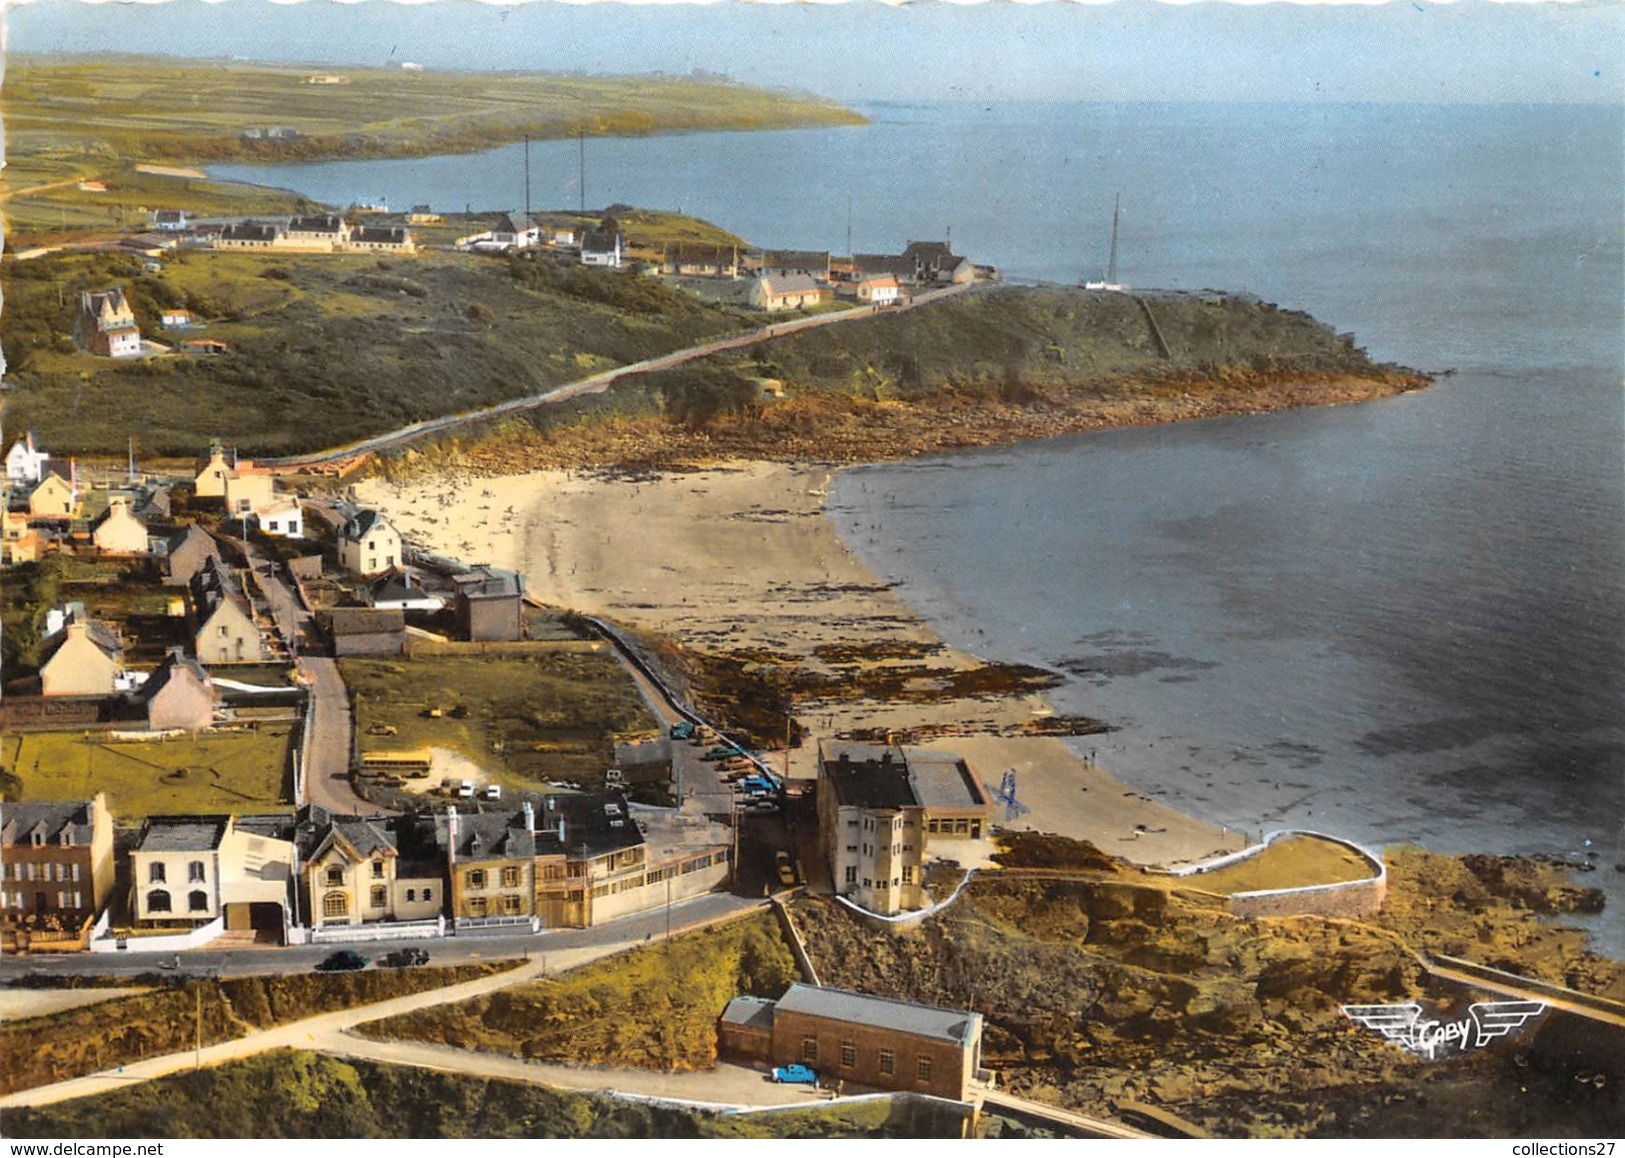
left=381, top=947, right=430, bottom=968
left=315, top=950, right=369, bottom=972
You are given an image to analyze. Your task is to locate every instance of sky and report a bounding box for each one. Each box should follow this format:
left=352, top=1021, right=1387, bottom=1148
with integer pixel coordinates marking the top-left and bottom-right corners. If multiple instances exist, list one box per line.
left=3, top=0, right=1620, bottom=105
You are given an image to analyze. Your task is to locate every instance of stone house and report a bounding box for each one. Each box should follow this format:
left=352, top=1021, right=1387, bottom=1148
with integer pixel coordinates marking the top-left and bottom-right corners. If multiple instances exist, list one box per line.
left=750, top=272, right=830, bottom=312
left=38, top=607, right=123, bottom=697
left=190, top=557, right=273, bottom=664
left=194, top=444, right=232, bottom=499
left=295, top=806, right=443, bottom=932
left=27, top=473, right=78, bottom=519
left=131, top=649, right=217, bottom=731
left=163, top=524, right=222, bottom=585
left=720, top=983, right=984, bottom=1102
left=0, top=795, right=116, bottom=946
left=451, top=565, right=525, bottom=642
left=75, top=286, right=142, bottom=357
left=222, top=467, right=275, bottom=518
left=91, top=496, right=150, bottom=555
left=337, top=509, right=401, bottom=577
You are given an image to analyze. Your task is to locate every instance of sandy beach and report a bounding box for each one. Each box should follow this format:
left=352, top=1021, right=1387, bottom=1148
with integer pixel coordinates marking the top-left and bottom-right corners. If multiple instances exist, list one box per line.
left=356, top=461, right=1242, bottom=868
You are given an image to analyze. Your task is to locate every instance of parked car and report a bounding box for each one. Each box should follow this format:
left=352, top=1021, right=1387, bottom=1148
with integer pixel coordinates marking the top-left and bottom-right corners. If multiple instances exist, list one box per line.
left=381, top=947, right=430, bottom=968
left=771, top=1064, right=818, bottom=1085
left=483, top=784, right=502, bottom=801
left=775, top=850, right=796, bottom=886
left=315, top=950, right=369, bottom=972
left=457, top=780, right=475, bottom=798
left=743, top=800, right=782, bottom=817
left=670, top=721, right=695, bottom=741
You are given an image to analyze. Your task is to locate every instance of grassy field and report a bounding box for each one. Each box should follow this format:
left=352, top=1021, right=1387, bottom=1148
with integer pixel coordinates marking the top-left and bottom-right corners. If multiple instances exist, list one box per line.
left=1, top=54, right=861, bottom=238
left=341, top=652, right=659, bottom=789
left=358, top=912, right=798, bottom=1070
left=6, top=55, right=864, bottom=164
left=1, top=246, right=753, bottom=456
left=0, top=1050, right=969, bottom=1139
left=2, top=729, right=293, bottom=817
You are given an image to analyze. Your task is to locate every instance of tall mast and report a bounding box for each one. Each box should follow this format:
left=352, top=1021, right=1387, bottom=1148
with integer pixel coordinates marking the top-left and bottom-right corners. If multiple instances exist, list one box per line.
left=578, top=128, right=586, bottom=215
left=1108, top=193, right=1120, bottom=287
left=523, top=135, right=531, bottom=221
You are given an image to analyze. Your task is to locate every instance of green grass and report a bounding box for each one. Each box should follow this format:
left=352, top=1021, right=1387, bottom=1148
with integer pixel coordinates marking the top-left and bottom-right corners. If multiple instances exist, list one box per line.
left=0, top=1050, right=967, bottom=1139
left=2, top=246, right=754, bottom=456
left=341, top=653, right=659, bottom=789
left=358, top=912, right=798, bottom=1071
left=3, top=729, right=293, bottom=816
left=6, top=55, right=863, bottom=165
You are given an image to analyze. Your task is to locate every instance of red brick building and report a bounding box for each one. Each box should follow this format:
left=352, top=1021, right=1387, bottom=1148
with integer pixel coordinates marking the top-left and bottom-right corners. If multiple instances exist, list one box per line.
left=720, top=982, right=984, bottom=1102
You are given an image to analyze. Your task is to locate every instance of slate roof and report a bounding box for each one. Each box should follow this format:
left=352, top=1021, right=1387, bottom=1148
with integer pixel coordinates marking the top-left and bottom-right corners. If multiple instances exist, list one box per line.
left=775, top=983, right=981, bottom=1046
left=757, top=272, right=822, bottom=298
left=296, top=804, right=429, bottom=867
left=219, top=222, right=282, bottom=243
left=135, top=815, right=230, bottom=853
left=340, top=508, right=390, bottom=542
left=38, top=610, right=123, bottom=667
left=437, top=809, right=538, bottom=861
left=0, top=800, right=100, bottom=847
left=581, top=229, right=622, bottom=253
left=525, top=791, right=644, bottom=861
left=352, top=226, right=410, bottom=245
left=720, top=995, right=777, bottom=1032
left=452, top=565, right=524, bottom=600
left=288, top=213, right=345, bottom=234
left=131, top=650, right=212, bottom=705
left=820, top=743, right=916, bottom=810
left=853, top=254, right=915, bottom=280
left=756, top=249, right=829, bottom=273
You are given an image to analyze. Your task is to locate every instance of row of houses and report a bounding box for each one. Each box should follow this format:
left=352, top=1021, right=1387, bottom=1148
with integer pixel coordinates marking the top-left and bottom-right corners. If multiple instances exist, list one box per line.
left=214, top=214, right=415, bottom=255
left=1, top=790, right=730, bottom=949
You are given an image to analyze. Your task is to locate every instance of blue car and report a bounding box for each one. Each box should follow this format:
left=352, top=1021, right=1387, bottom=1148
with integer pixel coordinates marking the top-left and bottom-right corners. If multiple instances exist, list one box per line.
left=771, top=1064, right=818, bottom=1085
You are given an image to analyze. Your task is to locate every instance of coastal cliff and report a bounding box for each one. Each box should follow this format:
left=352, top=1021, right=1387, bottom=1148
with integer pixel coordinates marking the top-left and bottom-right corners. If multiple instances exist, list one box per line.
left=420, top=287, right=1431, bottom=473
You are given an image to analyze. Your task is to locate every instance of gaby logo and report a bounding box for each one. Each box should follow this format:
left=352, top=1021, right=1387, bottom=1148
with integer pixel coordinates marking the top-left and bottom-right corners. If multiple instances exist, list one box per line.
left=1341, top=1000, right=1547, bottom=1060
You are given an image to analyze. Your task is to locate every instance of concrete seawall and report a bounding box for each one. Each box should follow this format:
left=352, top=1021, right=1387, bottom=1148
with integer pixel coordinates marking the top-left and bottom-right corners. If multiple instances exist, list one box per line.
left=1166, top=829, right=1387, bottom=920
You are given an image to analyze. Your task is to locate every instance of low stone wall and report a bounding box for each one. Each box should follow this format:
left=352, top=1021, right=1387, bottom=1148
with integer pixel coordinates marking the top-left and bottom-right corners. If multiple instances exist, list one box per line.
left=1169, top=829, right=1387, bottom=920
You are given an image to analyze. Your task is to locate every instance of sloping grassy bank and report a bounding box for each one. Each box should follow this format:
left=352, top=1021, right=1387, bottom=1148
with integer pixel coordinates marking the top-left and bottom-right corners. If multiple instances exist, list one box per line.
left=404, top=286, right=1431, bottom=474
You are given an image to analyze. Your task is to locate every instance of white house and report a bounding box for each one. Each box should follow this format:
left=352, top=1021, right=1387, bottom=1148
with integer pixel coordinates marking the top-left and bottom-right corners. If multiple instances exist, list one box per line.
left=580, top=229, right=624, bottom=268
left=252, top=498, right=304, bottom=539
left=856, top=273, right=901, bottom=307
left=5, top=433, right=50, bottom=485
left=338, top=509, right=402, bottom=576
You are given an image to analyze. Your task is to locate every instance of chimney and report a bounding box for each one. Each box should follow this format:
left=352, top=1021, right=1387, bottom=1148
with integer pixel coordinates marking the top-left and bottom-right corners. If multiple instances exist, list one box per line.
left=522, top=800, right=535, bottom=832
left=445, top=805, right=459, bottom=867
left=557, top=816, right=566, bottom=846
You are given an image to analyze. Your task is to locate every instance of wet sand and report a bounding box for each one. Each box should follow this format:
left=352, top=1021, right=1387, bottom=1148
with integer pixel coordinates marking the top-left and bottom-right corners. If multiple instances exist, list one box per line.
left=357, top=462, right=1241, bottom=868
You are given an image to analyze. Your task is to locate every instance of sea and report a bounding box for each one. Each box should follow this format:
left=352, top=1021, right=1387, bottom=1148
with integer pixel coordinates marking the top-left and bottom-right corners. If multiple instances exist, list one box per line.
left=213, top=101, right=1625, bottom=955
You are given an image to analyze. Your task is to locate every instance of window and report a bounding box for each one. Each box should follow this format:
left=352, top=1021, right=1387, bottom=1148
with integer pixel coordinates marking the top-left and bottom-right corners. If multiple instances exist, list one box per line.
left=879, top=1049, right=895, bottom=1076
left=841, top=1042, right=857, bottom=1069
left=325, top=866, right=345, bottom=887
left=189, top=860, right=206, bottom=883
left=844, top=866, right=857, bottom=885
left=916, top=1056, right=933, bottom=1083
left=501, top=866, right=520, bottom=888
left=71, top=864, right=81, bottom=882
left=25, top=863, right=37, bottom=881
left=422, top=888, right=433, bottom=903
left=801, top=1038, right=818, bottom=1064
left=863, top=878, right=872, bottom=889
left=467, top=869, right=486, bottom=890
left=371, top=860, right=385, bottom=879
left=218, top=625, right=228, bottom=637
left=147, top=889, right=172, bottom=914
left=845, top=845, right=858, bottom=853
left=323, top=892, right=348, bottom=918
left=405, top=889, right=416, bottom=902
left=971, top=822, right=982, bottom=838
left=188, top=890, right=209, bottom=912
left=72, top=891, right=82, bottom=909
left=149, top=862, right=166, bottom=884
left=468, top=897, right=488, bottom=917
left=502, top=894, right=522, bottom=915
left=370, top=885, right=387, bottom=909
left=902, top=866, right=914, bottom=884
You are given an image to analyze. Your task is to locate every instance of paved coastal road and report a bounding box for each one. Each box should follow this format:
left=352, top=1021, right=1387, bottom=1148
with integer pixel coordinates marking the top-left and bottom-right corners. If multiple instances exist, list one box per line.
left=262, top=280, right=979, bottom=467
left=0, top=894, right=767, bottom=1110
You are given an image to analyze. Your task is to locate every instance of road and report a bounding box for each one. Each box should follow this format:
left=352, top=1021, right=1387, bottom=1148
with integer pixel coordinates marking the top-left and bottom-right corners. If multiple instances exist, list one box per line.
left=0, top=893, right=771, bottom=1111
left=0, top=890, right=762, bottom=983
left=262, top=280, right=979, bottom=467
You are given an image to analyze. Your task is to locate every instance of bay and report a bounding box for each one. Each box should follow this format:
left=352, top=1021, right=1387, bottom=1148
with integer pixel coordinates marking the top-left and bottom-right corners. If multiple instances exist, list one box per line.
left=218, top=101, right=1625, bottom=953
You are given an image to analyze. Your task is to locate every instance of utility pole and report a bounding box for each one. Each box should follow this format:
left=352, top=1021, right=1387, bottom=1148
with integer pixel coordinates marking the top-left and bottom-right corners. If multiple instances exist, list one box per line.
left=578, top=127, right=586, bottom=216
left=523, top=134, right=531, bottom=222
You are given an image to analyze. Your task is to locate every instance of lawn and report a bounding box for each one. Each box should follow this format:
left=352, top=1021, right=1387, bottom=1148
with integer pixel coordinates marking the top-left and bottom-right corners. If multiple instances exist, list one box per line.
left=1180, top=835, right=1378, bottom=896
left=357, top=912, right=797, bottom=1070
left=341, top=652, right=659, bottom=789
left=3, top=728, right=294, bottom=817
